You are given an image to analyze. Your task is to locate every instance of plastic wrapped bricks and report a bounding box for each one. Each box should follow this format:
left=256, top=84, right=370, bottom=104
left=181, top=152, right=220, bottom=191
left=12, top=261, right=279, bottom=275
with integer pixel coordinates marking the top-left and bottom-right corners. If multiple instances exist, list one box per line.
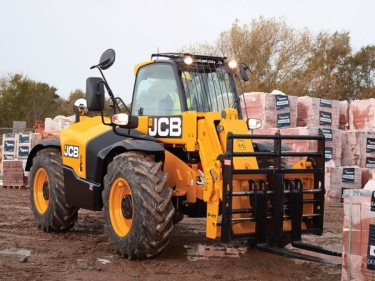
left=342, top=185, right=375, bottom=280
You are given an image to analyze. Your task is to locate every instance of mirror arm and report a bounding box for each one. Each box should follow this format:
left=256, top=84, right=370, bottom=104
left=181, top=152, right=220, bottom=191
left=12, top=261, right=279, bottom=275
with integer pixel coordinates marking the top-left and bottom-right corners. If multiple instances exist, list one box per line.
left=229, top=74, right=244, bottom=119
left=96, top=67, right=122, bottom=113
left=245, top=64, right=253, bottom=74
left=73, top=104, right=80, bottom=123
left=100, top=110, right=111, bottom=126
left=91, top=75, right=111, bottom=126
left=89, top=59, right=110, bottom=70
left=114, top=96, right=131, bottom=115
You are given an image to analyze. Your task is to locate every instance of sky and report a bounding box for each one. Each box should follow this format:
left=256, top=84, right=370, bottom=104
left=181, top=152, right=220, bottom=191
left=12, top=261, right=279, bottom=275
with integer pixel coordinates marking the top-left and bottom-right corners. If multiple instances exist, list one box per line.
left=1, top=0, right=375, bottom=104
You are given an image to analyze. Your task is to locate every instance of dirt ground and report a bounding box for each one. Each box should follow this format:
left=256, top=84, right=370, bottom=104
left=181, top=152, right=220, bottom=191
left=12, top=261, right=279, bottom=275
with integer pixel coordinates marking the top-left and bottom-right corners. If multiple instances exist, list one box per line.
left=0, top=187, right=343, bottom=281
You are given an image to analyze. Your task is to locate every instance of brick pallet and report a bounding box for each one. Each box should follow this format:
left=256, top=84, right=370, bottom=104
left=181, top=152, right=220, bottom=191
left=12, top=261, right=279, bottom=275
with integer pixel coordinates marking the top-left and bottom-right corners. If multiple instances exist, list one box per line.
left=297, top=96, right=340, bottom=129
left=2, top=160, right=29, bottom=188
left=240, top=92, right=297, bottom=129
left=2, top=185, right=28, bottom=189
left=342, top=187, right=375, bottom=280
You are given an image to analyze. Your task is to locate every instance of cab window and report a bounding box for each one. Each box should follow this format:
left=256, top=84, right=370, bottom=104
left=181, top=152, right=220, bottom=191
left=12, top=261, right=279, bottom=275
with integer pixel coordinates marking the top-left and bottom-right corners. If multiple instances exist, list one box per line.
left=132, top=64, right=179, bottom=116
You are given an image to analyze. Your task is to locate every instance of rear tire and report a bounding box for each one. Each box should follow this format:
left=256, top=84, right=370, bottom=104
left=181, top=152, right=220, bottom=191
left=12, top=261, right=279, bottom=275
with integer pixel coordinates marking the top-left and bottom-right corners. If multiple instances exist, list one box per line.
left=102, top=151, right=175, bottom=259
left=29, top=147, right=79, bottom=232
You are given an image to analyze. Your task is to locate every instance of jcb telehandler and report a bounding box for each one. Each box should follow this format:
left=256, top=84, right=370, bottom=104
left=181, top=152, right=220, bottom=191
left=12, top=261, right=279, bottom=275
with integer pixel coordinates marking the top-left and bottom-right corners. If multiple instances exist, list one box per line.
left=26, top=49, right=341, bottom=263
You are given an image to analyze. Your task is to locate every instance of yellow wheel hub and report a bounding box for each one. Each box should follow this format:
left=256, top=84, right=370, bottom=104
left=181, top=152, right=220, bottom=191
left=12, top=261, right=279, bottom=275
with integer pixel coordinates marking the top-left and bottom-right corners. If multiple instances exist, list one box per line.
left=109, top=178, right=133, bottom=237
left=34, top=168, right=50, bottom=214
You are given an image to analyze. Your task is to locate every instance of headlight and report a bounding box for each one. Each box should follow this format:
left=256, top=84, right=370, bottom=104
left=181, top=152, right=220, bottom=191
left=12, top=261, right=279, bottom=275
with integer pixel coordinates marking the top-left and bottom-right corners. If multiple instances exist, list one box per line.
left=184, top=56, right=193, bottom=65
left=247, top=118, right=262, bottom=130
left=228, top=60, right=237, bottom=69
left=112, top=113, right=129, bottom=125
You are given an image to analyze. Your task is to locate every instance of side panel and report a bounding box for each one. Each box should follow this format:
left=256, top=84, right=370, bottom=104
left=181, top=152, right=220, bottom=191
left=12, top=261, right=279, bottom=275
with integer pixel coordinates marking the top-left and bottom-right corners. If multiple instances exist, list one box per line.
left=64, top=136, right=164, bottom=210
left=164, top=150, right=197, bottom=202
left=196, top=110, right=262, bottom=239
left=61, top=116, right=164, bottom=182
left=195, top=112, right=225, bottom=239
left=60, top=116, right=112, bottom=179
left=64, top=167, right=102, bottom=210
left=196, top=111, right=224, bottom=203
left=61, top=116, right=164, bottom=210
left=136, top=112, right=197, bottom=151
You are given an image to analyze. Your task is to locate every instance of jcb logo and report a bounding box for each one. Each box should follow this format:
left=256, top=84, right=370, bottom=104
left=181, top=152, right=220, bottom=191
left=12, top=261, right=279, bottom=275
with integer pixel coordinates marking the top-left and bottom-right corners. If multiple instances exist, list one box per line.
left=64, top=145, right=79, bottom=158
left=148, top=116, right=182, bottom=138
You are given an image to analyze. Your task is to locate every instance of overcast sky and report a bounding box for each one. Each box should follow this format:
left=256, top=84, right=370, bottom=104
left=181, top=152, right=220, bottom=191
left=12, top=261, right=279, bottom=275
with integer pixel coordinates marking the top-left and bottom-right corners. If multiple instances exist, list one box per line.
left=2, top=0, right=375, bottom=103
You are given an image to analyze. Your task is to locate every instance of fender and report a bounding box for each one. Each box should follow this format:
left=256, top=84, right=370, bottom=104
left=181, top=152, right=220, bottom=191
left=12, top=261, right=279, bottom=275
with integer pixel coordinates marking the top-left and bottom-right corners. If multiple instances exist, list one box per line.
left=25, top=130, right=165, bottom=210
left=85, top=134, right=165, bottom=183
left=65, top=138, right=165, bottom=210
left=25, top=139, right=61, bottom=171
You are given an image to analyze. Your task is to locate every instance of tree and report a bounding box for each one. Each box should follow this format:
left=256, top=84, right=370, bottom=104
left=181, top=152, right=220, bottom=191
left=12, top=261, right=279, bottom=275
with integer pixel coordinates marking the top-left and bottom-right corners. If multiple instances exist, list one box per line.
left=339, top=45, right=375, bottom=100
left=181, top=17, right=313, bottom=95
left=22, top=82, right=66, bottom=125
left=0, top=73, right=63, bottom=128
left=0, top=73, right=27, bottom=127
left=179, top=17, right=369, bottom=101
left=298, top=31, right=352, bottom=100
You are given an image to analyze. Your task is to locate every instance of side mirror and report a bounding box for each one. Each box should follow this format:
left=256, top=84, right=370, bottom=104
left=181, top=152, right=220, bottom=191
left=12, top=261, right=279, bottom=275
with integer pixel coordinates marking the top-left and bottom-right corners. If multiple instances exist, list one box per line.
left=99, top=49, right=116, bottom=70
left=86, top=77, right=105, bottom=111
left=90, top=49, right=116, bottom=70
left=240, top=63, right=250, bottom=82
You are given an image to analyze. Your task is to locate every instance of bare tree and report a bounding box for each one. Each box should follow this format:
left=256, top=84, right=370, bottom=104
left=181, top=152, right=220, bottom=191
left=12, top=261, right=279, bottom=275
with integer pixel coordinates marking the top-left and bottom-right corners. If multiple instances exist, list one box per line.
left=179, top=17, right=365, bottom=101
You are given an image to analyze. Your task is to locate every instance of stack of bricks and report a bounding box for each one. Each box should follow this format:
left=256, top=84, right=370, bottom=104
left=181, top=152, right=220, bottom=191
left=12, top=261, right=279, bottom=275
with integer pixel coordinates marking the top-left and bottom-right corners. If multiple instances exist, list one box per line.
left=2, top=160, right=28, bottom=187
left=294, top=97, right=344, bottom=205
left=38, top=116, right=69, bottom=141
left=33, top=120, right=45, bottom=133
left=241, top=93, right=375, bottom=205
left=36, top=131, right=60, bottom=141
left=2, top=133, right=16, bottom=160
left=285, top=127, right=341, bottom=166
left=339, top=100, right=350, bottom=130
left=1, top=116, right=71, bottom=187
left=341, top=186, right=375, bottom=280
left=1, top=133, right=39, bottom=161
left=349, top=98, right=375, bottom=131
left=1, top=132, right=39, bottom=188
left=297, top=96, right=340, bottom=129
left=341, top=131, right=375, bottom=168
left=17, top=133, right=32, bottom=159
left=44, top=116, right=71, bottom=131
left=240, top=92, right=297, bottom=129
left=253, top=127, right=342, bottom=167
left=325, top=166, right=362, bottom=206
left=361, top=168, right=374, bottom=189
left=0, top=116, right=69, bottom=187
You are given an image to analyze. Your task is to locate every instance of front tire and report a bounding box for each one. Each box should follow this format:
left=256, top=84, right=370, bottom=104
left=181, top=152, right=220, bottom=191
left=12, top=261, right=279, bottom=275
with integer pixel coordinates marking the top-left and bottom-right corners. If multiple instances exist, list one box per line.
left=29, top=147, right=79, bottom=232
left=102, top=151, right=175, bottom=259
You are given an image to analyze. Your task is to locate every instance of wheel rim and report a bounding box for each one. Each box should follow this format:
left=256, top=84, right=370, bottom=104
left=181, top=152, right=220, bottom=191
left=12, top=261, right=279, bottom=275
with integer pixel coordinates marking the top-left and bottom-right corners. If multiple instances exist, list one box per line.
left=34, top=168, right=49, bottom=214
left=109, top=178, right=133, bottom=237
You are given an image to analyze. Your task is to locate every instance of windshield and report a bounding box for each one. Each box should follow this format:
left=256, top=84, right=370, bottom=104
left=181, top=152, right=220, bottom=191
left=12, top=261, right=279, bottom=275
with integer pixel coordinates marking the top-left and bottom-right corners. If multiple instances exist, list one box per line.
left=131, top=62, right=236, bottom=116
left=187, top=68, right=235, bottom=112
